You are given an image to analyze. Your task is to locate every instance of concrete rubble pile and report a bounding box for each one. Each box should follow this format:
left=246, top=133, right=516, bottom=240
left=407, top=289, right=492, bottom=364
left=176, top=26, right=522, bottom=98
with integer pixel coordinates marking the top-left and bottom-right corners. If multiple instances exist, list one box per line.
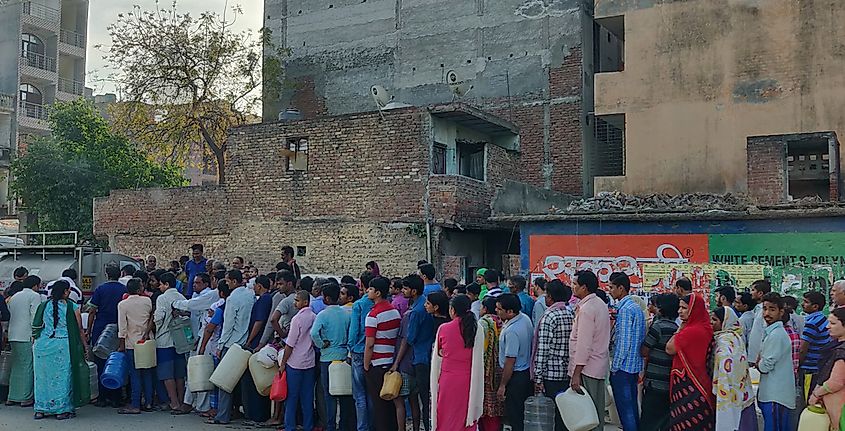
left=559, top=192, right=751, bottom=214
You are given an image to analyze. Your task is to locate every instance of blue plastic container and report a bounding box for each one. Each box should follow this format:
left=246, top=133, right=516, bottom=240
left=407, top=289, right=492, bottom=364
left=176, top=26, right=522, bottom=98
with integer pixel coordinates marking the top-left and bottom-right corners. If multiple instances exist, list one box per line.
left=100, top=351, right=127, bottom=390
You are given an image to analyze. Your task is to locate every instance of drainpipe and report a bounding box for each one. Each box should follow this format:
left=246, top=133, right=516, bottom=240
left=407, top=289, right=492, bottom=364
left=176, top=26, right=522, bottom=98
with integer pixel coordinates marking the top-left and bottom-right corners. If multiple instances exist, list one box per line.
left=423, top=113, right=434, bottom=265
left=425, top=222, right=432, bottom=263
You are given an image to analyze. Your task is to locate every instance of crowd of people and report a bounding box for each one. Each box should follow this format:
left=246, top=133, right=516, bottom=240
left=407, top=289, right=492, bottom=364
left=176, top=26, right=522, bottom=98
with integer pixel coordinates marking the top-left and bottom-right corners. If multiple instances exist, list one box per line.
left=0, top=242, right=845, bottom=431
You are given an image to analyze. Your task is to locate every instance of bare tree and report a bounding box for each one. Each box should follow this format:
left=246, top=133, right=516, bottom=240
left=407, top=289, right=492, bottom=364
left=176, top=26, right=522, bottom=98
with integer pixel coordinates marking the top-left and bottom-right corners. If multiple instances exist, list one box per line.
left=101, top=1, right=284, bottom=184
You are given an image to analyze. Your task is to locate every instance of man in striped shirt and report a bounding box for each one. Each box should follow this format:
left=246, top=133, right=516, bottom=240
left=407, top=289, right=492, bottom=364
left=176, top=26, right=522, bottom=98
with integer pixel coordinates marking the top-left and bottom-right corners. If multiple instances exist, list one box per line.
left=363, top=276, right=402, bottom=431
left=800, top=291, right=832, bottom=392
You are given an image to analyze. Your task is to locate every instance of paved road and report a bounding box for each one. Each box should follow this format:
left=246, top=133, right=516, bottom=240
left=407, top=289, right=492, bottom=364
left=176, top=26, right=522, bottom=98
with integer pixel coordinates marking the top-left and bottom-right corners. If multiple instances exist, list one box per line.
left=0, top=404, right=621, bottom=430
left=0, top=404, right=252, bottom=430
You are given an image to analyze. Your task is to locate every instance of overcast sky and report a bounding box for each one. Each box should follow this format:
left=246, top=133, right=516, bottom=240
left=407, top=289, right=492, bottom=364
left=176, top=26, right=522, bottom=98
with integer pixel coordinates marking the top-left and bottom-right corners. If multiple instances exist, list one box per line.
left=86, top=0, right=264, bottom=96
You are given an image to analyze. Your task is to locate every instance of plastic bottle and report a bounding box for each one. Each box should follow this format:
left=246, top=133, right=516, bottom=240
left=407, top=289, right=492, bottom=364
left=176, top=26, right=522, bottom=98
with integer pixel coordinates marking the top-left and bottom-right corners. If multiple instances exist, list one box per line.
left=88, top=361, right=98, bottom=402
left=100, top=351, right=127, bottom=390
left=329, top=361, right=353, bottom=396
left=0, top=350, right=11, bottom=386
left=524, top=395, right=556, bottom=431
left=798, top=405, right=830, bottom=431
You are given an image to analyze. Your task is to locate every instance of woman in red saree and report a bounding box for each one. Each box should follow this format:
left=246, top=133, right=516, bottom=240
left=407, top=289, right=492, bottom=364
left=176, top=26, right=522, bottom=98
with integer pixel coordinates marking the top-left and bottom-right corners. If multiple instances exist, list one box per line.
left=666, top=293, right=715, bottom=431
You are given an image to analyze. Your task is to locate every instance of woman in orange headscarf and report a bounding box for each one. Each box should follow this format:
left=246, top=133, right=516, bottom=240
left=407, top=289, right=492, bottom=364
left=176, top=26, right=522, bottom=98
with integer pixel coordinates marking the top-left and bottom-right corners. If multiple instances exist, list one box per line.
left=666, top=293, right=716, bottom=431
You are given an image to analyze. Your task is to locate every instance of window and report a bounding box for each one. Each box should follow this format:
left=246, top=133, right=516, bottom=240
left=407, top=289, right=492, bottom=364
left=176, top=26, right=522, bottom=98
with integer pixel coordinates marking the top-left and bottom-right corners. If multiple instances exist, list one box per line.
left=457, top=140, right=485, bottom=181
left=285, top=137, right=308, bottom=171
left=19, top=83, right=42, bottom=105
left=20, top=33, right=44, bottom=56
left=593, top=114, right=625, bottom=176
left=594, top=16, right=624, bottom=73
left=432, top=143, right=447, bottom=174
left=787, top=135, right=833, bottom=200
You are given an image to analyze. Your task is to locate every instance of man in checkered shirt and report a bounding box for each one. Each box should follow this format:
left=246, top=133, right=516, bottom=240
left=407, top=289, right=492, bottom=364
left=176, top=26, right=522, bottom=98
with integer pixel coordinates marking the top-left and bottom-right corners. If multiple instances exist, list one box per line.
left=532, top=279, right=574, bottom=431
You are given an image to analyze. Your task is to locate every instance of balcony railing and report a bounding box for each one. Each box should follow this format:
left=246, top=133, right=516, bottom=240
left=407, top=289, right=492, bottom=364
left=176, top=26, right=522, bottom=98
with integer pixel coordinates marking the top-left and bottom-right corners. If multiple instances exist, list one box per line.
left=20, top=51, right=56, bottom=73
left=21, top=1, right=60, bottom=23
left=58, top=78, right=84, bottom=96
left=59, top=29, right=85, bottom=48
left=18, top=100, right=47, bottom=121
left=0, top=94, right=13, bottom=111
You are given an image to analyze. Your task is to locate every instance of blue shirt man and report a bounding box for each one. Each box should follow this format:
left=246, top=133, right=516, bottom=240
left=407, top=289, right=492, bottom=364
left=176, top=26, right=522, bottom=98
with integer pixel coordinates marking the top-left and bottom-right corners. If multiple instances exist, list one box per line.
left=507, top=275, right=534, bottom=321
left=608, top=273, right=647, bottom=431
left=499, top=312, right=534, bottom=371
left=611, top=295, right=647, bottom=373
left=517, top=291, right=534, bottom=321
left=406, top=293, right=434, bottom=365
left=311, top=304, right=350, bottom=361
left=759, top=320, right=796, bottom=409
left=401, top=274, right=436, bottom=429
left=218, top=284, right=256, bottom=351
left=89, top=270, right=128, bottom=343
left=348, top=296, right=374, bottom=354
left=347, top=289, right=375, bottom=431
left=311, top=295, right=327, bottom=315
left=419, top=263, right=441, bottom=297
left=247, top=291, right=274, bottom=350
left=184, top=244, right=207, bottom=299
left=801, top=309, right=832, bottom=373
left=311, top=283, right=351, bottom=431
left=423, top=282, right=441, bottom=297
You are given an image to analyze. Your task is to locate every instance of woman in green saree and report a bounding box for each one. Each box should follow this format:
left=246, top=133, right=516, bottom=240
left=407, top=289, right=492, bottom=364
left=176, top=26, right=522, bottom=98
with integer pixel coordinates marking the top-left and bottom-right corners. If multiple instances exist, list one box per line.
left=32, top=280, right=90, bottom=420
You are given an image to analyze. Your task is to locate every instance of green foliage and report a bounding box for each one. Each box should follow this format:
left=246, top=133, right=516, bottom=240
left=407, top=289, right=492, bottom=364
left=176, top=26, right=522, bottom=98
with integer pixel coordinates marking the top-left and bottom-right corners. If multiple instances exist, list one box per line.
left=406, top=223, right=428, bottom=238
left=11, top=100, right=185, bottom=240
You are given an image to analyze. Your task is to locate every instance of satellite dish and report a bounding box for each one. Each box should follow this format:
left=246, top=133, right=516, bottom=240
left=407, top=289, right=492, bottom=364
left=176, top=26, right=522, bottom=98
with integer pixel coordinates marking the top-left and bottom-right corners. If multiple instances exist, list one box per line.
left=371, top=85, right=393, bottom=108
left=447, top=70, right=460, bottom=85
left=446, top=70, right=473, bottom=99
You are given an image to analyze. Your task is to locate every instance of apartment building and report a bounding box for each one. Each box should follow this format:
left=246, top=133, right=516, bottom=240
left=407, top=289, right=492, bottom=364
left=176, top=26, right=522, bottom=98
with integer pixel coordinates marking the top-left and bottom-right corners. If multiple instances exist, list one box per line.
left=0, top=0, right=89, bottom=216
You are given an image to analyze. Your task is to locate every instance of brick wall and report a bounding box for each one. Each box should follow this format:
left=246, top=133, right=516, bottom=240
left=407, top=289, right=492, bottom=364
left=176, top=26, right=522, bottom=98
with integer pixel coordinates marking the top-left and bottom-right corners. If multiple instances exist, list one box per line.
left=428, top=175, right=493, bottom=228
left=94, top=186, right=228, bottom=236
left=105, top=219, right=425, bottom=277
left=94, top=186, right=230, bottom=261
left=95, top=188, right=426, bottom=275
left=223, top=219, right=426, bottom=277
left=487, top=48, right=584, bottom=196
left=226, top=108, right=428, bottom=222
left=746, top=137, right=787, bottom=205
left=95, top=106, right=534, bottom=276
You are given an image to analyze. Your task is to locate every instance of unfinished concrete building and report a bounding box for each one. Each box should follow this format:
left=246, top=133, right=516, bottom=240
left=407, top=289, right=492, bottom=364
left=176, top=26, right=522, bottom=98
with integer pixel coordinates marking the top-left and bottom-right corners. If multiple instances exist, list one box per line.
left=263, top=0, right=593, bottom=195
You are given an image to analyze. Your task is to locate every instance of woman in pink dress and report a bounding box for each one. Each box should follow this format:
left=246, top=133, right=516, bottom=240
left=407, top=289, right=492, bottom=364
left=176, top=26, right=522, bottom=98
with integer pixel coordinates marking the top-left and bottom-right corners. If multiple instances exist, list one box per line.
left=431, top=295, right=484, bottom=431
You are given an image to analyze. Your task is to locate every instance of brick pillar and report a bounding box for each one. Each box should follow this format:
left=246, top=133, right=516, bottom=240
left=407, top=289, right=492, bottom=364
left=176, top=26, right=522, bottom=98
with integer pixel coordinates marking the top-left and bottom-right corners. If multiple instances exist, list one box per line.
left=501, top=254, right=521, bottom=279
left=442, top=255, right=466, bottom=283
left=829, top=134, right=841, bottom=202
left=746, top=137, right=788, bottom=205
